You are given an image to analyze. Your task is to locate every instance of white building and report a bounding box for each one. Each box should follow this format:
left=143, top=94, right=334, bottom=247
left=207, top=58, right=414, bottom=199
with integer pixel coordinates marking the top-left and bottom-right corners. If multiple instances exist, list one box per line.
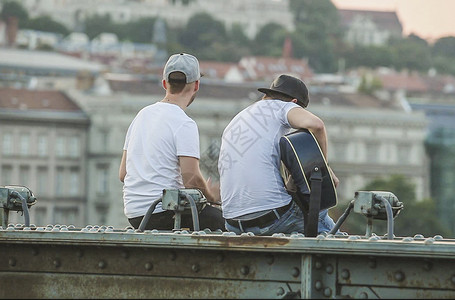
left=21, top=0, right=294, bottom=40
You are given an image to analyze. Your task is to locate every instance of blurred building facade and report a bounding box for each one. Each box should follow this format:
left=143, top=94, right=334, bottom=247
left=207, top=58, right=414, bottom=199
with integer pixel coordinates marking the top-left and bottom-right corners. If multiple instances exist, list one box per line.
left=0, top=87, right=89, bottom=227
left=20, top=0, right=294, bottom=40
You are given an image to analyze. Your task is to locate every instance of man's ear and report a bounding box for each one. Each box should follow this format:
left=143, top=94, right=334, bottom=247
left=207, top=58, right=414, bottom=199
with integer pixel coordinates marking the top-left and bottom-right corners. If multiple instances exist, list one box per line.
left=162, top=79, right=167, bottom=90
left=291, top=98, right=298, bottom=103
left=194, top=80, right=200, bottom=92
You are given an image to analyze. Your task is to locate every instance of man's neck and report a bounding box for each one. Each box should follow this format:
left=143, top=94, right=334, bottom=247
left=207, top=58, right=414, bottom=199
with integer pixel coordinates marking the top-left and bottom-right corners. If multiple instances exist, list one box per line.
left=161, top=96, right=187, bottom=110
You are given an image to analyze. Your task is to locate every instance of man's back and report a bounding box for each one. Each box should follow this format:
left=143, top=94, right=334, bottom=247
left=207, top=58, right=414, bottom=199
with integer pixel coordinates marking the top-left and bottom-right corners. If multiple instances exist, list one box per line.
left=218, top=100, right=299, bottom=219
left=123, top=101, right=199, bottom=218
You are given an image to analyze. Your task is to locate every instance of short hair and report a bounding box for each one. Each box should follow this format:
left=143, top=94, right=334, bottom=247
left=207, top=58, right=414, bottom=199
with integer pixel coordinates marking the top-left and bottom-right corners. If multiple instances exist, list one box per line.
left=167, top=72, right=187, bottom=94
left=264, top=90, right=295, bottom=103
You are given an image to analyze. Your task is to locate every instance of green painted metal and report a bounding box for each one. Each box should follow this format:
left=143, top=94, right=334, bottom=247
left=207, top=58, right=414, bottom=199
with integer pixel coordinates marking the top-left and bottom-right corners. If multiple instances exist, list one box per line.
left=1, top=225, right=455, bottom=298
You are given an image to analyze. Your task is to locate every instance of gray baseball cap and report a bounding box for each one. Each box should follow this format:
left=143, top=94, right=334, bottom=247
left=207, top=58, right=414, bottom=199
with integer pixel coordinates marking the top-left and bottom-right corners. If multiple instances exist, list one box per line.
left=163, top=53, right=201, bottom=83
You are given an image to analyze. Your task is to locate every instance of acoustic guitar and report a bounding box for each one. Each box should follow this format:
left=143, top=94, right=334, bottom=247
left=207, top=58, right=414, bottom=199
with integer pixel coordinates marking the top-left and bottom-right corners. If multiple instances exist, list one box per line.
left=279, top=129, right=338, bottom=216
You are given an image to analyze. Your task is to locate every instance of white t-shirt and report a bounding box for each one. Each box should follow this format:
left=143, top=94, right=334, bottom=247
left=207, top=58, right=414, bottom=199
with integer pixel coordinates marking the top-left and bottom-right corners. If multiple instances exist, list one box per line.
left=122, top=102, right=200, bottom=218
left=218, top=100, right=300, bottom=219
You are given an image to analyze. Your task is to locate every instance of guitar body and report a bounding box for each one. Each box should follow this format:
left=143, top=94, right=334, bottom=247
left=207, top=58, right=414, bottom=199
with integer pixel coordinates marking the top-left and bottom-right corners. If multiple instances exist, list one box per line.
left=279, top=129, right=338, bottom=212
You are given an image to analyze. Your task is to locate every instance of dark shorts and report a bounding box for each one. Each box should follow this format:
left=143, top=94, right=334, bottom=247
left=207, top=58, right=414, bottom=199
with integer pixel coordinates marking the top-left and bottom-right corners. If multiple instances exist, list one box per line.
left=128, top=205, right=225, bottom=231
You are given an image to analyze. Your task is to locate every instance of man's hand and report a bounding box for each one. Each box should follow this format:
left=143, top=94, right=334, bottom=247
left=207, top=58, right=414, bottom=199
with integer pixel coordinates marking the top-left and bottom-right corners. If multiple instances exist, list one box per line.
left=207, top=177, right=221, bottom=205
left=328, top=167, right=339, bottom=188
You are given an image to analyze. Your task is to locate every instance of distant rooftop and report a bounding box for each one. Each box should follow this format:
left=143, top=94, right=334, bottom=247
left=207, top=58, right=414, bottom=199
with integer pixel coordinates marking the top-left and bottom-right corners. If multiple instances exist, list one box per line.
left=0, top=49, right=105, bottom=76
left=0, top=87, right=88, bottom=123
left=106, top=75, right=398, bottom=110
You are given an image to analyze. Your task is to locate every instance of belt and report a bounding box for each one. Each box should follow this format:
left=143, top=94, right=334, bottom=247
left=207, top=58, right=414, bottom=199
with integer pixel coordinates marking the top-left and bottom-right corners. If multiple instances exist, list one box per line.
left=226, top=202, right=293, bottom=229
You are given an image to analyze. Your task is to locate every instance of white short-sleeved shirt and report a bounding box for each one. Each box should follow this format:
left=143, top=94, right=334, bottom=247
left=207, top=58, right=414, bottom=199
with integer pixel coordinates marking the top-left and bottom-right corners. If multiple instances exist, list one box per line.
left=123, top=102, right=200, bottom=218
left=218, top=100, right=300, bottom=219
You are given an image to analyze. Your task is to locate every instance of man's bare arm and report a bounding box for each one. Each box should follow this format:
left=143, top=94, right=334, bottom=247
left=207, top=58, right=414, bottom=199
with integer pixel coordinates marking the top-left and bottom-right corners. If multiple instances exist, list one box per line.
left=119, top=150, right=127, bottom=183
left=287, top=106, right=328, bottom=159
left=287, top=106, right=339, bottom=187
left=179, top=156, right=220, bottom=204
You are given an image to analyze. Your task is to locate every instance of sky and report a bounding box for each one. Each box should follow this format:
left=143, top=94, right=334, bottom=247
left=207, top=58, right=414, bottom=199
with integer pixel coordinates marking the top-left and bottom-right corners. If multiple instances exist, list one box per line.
left=331, top=0, right=455, bottom=42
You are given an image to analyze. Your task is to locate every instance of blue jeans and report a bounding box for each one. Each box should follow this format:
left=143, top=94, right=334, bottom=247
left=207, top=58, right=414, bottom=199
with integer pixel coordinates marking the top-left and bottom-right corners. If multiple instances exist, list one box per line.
left=224, top=202, right=336, bottom=236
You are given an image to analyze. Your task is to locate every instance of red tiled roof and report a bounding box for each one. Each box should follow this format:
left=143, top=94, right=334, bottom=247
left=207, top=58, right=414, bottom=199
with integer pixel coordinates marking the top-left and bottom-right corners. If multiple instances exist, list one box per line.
left=0, top=88, right=82, bottom=111
left=239, top=56, right=314, bottom=81
left=377, top=72, right=428, bottom=93
left=199, top=61, right=238, bottom=79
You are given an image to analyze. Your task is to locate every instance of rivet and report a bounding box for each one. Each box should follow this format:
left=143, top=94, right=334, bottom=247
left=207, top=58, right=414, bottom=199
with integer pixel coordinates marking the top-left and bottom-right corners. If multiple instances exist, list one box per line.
left=434, top=235, right=443, bottom=240
left=292, top=267, right=300, bottom=278
left=98, top=260, right=107, bottom=269
left=31, top=248, right=39, bottom=256
left=394, top=271, right=405, bottom=282
left=315, top=261, right=322, bottom=269
left=76, top=249, right=84, bottom=258
left=191, top=264, right=200, bottom=273
left=423, top=261, right=432, bottom=271
left=240, top=265, right=249, bottom=275
left=8, top=258, right=16, bottom=267
left=359, top=292, right=368, bottom=299
left=323, top=287, right=332, bottom=297
left=368, top=258, right=377, bottom=269
left=145, top=262, right=153, bottom=271
left=169, top=252, right=177, bottom=261
left=276, top=287, right=285, bottom=296
left=216, top=253, right=224, bottom=263
left=53, top=259, right=61, bottom=268
left=325, top=264, right=334, bottom=274
left=414, top=234, right=425, bottom=240
left=314, top=280, right=323, bottom=291
left=121, top=250, right=129, bottom=259
left=266, top=254, right=274, bottom=265
left=341, top=269, right=350, bottom=280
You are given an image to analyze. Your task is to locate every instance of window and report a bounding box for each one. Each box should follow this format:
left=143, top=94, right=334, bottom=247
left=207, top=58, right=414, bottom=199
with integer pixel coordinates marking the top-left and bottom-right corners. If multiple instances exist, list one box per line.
left=19, top=166, right=30, bottom=187
left=56, top=136, right=65, bottom=157
left=2, top=133, right=13, bottom=155
left=55, top=167, right=65, bottom=196
left=33, top=207, right=47, bottom=227
left=69, top=168, right=79, bottom=196
left=397, top=143, right=410, bottom=165
left=68, top=136, right=80, bottom=158
left=37, top=135, right=48, bottom=157
left=334, top=141, right=348, bottom=162
left=36, top=167, right=48, bottom=195
left=1, top=165, right=13, bottom=185
left=366, top=142, right=380, bottom=163
left=53, top=207, right=78, bottom=226
left=96, top=164, right=109, bottom=195
left=20, top=134, right=30, bottom=156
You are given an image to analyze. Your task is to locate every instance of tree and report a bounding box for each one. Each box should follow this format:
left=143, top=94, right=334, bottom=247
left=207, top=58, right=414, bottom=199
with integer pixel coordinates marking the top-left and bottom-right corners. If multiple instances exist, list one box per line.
left=432, top=36, right=455, bottom=57
left=0, top=0, right=28, bottom=46
left=389, top=36, right=432, bottom=72
left=253, top=22, right=287, bottom=56
left=331, top=174, right=452, bottom=238
left=290, top=0, right=343, bottom=72
left=0, top=0, right=28, bottom=20
left=83, top=14, right=122, bottom=40
left=22, top=15, right=69, bottom=35
left=120, top=17, right=156, bottom=43
left=177, top=13, right=230, bottom=60
left=431, top=36, right=455, bottom=75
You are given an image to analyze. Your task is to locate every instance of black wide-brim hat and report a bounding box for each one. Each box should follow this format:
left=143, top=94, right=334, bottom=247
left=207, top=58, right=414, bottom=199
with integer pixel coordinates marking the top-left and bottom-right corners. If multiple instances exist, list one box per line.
left=258, top=74, right=309, bottom=108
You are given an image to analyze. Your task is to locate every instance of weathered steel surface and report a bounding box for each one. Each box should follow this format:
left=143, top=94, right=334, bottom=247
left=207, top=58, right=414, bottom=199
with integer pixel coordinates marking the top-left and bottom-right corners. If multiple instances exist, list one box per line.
left=1, top=225, right=455, bottom=299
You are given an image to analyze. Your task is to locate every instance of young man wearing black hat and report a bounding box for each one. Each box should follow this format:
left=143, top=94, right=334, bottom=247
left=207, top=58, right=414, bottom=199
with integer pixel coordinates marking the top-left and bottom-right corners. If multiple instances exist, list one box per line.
left=119, top=53, right=224, bottom=231
left=218, top=74, right=339, bottom=235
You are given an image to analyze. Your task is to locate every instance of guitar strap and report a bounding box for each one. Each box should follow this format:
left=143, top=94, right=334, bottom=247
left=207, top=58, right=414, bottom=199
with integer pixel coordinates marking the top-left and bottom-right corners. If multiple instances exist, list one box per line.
left=305, top=166, right=322, bottom=237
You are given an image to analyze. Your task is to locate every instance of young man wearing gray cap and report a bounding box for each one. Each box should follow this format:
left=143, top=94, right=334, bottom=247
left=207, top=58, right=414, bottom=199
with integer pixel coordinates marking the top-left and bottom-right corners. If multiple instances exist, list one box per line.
left=119, top=53, right=224, bottom=231
left=218, top=74, right=339, bottom=235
